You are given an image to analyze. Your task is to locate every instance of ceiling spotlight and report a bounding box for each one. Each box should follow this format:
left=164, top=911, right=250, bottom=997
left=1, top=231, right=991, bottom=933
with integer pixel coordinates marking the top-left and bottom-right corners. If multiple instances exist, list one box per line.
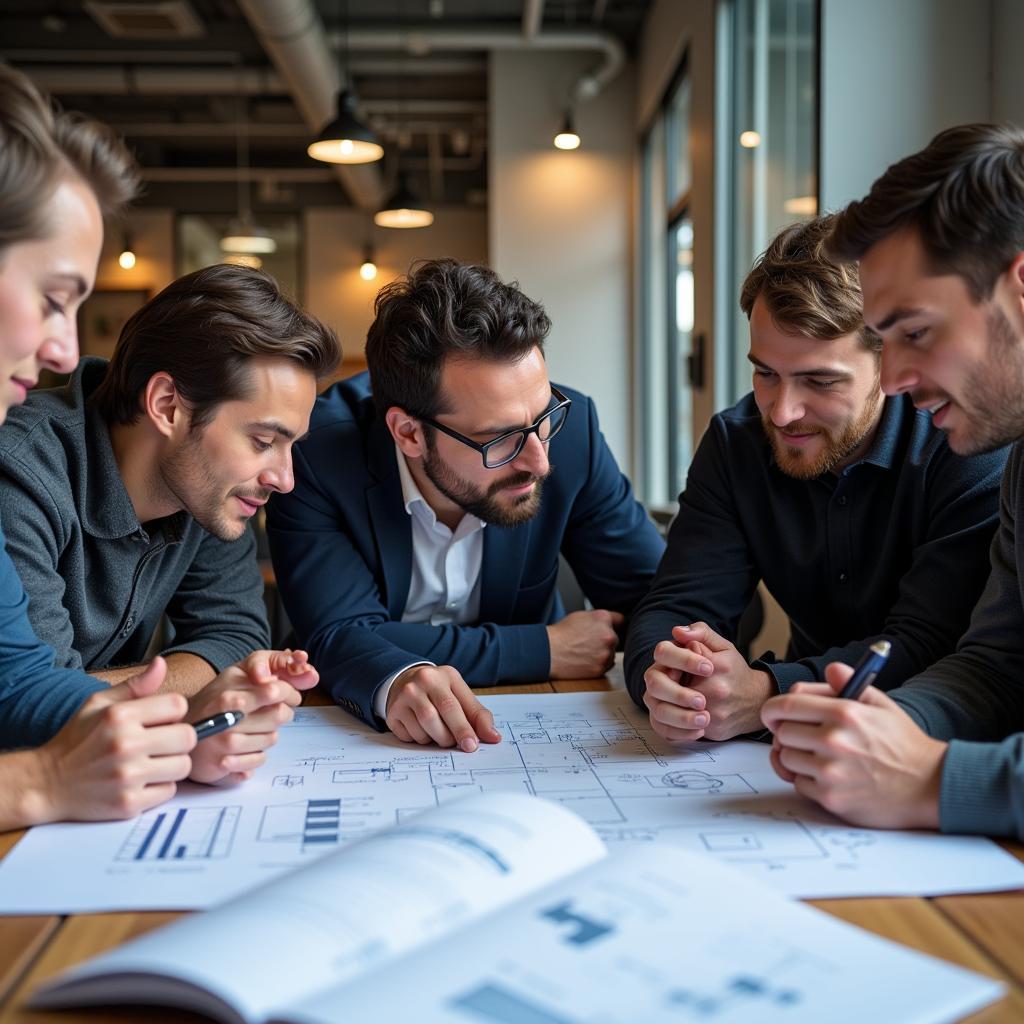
left=359, top=244, right=378, bottom=281
left=220, top=214, right=277, bottom=255
left=374, top=175, right=434, bottom=229
left=117, top=233, right=136, bottom=271
left=554, top=112, right=581, bottom=151
left=308, top=89, right=384, bottom=164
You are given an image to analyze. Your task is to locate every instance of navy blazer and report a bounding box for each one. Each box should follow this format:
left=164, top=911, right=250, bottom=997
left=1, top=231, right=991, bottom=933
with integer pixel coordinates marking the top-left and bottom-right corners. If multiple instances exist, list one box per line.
left=267, top=372, right=665, bottom=727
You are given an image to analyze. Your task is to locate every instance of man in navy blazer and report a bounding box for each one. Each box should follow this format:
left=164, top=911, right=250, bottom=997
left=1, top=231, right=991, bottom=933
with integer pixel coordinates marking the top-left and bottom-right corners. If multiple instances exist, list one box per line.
left=268, top=259, right=664, bottom=749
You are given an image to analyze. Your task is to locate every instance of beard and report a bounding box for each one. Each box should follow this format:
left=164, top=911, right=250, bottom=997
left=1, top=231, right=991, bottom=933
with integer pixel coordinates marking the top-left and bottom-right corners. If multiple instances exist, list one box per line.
left=159, top=432, right=268, bottom=541
left=421, top=433, right=549, bottom=527
left=952, top=304, right=1024, bottom=455
left=763, top=389, right=882, bottom=481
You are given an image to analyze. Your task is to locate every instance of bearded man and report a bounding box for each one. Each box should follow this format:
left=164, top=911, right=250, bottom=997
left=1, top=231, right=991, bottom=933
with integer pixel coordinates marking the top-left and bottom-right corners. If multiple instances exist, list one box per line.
left=624, top=215, right=1007, bottom=743
left=267, top=258, right=665, bottom=748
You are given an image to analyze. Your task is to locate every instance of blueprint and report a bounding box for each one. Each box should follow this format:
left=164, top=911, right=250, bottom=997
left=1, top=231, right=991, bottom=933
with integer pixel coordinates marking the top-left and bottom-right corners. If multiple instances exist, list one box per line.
left=0, top=691, right=1022, bottom=912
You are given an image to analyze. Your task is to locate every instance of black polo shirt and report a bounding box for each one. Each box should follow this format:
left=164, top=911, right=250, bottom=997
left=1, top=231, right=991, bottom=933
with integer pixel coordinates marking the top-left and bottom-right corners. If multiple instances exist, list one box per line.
left=625, top=392, right=1008, bottom=703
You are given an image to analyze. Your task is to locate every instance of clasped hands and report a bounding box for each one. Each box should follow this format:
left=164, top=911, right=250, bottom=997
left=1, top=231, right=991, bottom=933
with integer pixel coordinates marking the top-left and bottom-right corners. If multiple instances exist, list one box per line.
left=642, top=622, right=774, bottom=742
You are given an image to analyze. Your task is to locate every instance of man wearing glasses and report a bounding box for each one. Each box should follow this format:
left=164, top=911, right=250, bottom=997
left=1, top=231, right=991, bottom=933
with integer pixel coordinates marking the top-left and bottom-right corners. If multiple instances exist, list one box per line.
left=267, top=259, right=664, bottom=749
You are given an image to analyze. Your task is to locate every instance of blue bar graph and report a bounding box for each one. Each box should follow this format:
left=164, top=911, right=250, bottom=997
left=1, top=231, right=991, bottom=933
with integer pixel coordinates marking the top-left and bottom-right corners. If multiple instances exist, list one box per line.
left=117, top=806, right=240, bottom=862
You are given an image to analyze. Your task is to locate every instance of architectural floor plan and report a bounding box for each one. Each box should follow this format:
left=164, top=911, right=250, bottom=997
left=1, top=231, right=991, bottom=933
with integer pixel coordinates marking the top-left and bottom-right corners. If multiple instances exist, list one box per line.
left=0, top=691, right=1022, bottom=912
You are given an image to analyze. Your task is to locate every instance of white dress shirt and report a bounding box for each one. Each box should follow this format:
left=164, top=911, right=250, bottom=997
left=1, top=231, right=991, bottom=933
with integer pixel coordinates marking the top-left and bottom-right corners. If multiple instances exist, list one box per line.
left=371, top=446, right=487, bottom=718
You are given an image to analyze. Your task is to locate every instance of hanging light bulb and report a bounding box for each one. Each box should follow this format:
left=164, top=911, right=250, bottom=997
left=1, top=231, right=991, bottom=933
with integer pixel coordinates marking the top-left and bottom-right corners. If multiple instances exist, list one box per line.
left=554, top=111, right=581, bottom=151
left=220, top=213, right=277, bottom=255
left=117, top=233, right=136, bottom=270
left=359, top=244, right=378, bottom=280
left=374, top=174, right=433, bottom=229
left=309, top=89, right=384, bottom=164
left=221, top=65, right=278, bottom=257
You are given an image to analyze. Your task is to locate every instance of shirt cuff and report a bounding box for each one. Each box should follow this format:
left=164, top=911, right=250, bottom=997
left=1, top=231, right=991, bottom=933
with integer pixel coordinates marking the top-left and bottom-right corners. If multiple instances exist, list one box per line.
left=372, top=661, right=435, bottom=721
left=750, top=657, right=815, bottom=694
left=938, top=738, right=1020, bottom=837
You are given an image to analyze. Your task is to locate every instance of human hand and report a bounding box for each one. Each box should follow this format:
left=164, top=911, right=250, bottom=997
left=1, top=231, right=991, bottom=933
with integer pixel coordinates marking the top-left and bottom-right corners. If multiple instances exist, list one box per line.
left=761, top=661, right=947, bottom=829
left=668, top=623, right=774, bottom=740
left=547, top=609, right=624, bottom=679
left=35, top=657, right=195, bottom=823
left=186, top=649, right=313, bottom=785
left=386, top=665, right=503, bottom=752
left=642, top=622, right=773, bottom=742
left=236, top=648, right=319, bottom=691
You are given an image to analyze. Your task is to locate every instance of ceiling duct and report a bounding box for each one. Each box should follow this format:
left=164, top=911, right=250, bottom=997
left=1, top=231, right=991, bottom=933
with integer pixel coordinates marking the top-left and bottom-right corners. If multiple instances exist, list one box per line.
left=84, top=1, right=204, bottom=40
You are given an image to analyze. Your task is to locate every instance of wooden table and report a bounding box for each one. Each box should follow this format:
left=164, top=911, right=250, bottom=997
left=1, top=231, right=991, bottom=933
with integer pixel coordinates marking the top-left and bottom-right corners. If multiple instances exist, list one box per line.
left=1, top=677, right=1022, bottom=1023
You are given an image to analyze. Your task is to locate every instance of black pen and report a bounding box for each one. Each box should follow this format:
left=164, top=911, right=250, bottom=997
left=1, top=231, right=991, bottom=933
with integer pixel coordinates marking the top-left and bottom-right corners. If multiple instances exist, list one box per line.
left=838, top=640, right=891, bottom=700
left=192, top=710, right=245, bottom=741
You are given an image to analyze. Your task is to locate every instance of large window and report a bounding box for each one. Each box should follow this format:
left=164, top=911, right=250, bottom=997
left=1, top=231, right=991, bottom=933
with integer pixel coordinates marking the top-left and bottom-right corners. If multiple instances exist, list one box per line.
left=721, top=0, right=819, bottom=404
left=639, top=63, right=693, bottom=508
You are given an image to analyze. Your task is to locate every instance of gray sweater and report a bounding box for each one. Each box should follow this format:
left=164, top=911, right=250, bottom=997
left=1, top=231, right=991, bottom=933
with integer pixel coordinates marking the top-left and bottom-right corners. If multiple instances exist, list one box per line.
left=0, top=359, right=269, bottom=673
left=892, top=439, right=1024, bottom=839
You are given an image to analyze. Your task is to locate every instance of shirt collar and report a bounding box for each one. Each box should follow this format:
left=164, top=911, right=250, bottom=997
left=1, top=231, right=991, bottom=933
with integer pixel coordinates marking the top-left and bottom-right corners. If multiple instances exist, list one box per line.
left=845, top=394, right=905, bottom=473
left=394, top=444, right=486, bottom=534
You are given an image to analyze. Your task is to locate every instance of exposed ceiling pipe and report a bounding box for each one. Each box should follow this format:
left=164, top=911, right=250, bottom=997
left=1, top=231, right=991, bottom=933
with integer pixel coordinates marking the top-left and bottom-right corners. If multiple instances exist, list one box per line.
left=237, top=0, right=385, bottom=209
left=522, top=0, right=545, bottom=40
left=331, top=27, right=626, bottom=104
left=20, top=26, right=626, bottom=109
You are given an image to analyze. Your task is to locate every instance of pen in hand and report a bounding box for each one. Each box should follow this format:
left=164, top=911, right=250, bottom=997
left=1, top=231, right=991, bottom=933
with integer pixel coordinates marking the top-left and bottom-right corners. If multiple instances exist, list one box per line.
left=192, top=710, right=245, bottom=741
left=838, top=640, right=891, bottom=700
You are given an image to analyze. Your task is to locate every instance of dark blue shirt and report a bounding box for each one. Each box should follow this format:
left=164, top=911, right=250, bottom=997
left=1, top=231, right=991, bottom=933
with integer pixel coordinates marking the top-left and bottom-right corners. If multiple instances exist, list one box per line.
left=0, top=520, right=103, bottom=748
left=625, top=393, right=1008, bottom=704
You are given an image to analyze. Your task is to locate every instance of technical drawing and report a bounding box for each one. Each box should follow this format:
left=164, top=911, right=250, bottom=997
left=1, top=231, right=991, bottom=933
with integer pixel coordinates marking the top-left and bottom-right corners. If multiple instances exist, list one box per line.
left=258, top=799, right=343, bottom=852
left=450, top=982, right=577, bottom=1024
left=272, top=775, right=304, bottom=788
left=539, top=901, right=616, bottom=946
left=117, top=806, right=240, bottom=862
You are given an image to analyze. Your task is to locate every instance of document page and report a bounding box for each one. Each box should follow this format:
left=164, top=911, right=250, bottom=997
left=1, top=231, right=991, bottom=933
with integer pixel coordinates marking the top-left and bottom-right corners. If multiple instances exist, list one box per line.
left=32, top=794, right=605, bottom=1024
left=1, top=692, right=1022, bottom=913
left=282, top=845, right=1004, bottom=1024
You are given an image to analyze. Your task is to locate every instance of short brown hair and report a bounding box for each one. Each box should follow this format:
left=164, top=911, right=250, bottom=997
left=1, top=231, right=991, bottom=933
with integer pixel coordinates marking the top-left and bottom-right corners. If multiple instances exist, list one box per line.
left=829, top=123, right=1024, bottom=301
left=740, top=214, right=876, bottom=351
left=92, top=264, right=341, bottom=429
left=366, top=258, right=551, bottom=419
left=0, top=63, right=139, bottom=252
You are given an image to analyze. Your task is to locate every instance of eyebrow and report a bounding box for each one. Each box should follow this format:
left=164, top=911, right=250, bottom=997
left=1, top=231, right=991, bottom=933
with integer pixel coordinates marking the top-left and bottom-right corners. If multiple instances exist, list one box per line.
left=469, top=397, right=559, bottom=436
left=870, top=306, right=928, bottom=333
left=747, top=354, right=852, bottom=379
left=246, top=420, right=308, bottom=443
left=53, top=273, right=89, bottom=298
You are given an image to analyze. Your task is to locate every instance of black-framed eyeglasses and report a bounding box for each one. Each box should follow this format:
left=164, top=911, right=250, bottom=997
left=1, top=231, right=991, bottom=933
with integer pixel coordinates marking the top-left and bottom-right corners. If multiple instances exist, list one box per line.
left=420, top=386, right=572, bottom=469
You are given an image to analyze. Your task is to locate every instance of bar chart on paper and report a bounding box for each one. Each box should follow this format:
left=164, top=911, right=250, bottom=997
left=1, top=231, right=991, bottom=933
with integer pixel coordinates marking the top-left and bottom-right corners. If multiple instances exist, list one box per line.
left=117, top=806, right=241, bottom=862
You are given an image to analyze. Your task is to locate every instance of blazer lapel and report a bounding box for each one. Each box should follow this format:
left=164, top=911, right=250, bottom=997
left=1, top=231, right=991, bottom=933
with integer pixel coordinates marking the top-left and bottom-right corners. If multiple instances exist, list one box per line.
left=479, top=520, right=532, bottom=622
left=366, top=421, right=412, bottom=619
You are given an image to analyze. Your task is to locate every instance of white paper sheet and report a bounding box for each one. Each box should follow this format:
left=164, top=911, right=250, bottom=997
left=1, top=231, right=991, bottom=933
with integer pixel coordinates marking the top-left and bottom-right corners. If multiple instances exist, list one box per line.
left=282, top=844, right=1005, bottom=1024
left=1, top=691, right=1021, bottom=912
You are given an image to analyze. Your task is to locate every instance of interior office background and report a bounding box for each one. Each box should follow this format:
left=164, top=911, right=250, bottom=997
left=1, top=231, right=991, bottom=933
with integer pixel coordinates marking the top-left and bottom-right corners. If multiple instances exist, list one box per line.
left=4, top=0, right=1022, bottom=512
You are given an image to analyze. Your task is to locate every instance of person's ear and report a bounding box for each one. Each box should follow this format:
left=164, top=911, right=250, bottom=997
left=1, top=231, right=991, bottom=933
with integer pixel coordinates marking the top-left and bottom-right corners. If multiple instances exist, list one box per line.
left=143, top=372, right=189, bottom=440
left=385, top=406, right=427, bottom=459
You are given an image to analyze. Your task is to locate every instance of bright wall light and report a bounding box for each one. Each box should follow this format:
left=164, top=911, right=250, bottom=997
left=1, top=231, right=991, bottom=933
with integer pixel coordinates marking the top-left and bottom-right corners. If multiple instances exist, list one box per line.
left=739, top=130, right=762, bottom=148
left=554, top=112, right=581, bottom=151
left=118, top=248, right=136, bottom=270
left=359, top=244, right=378, bottom=280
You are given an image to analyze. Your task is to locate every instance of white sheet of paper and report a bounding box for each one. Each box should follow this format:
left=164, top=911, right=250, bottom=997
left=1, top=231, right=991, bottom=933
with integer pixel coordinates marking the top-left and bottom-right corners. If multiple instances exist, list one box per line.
left=0, top=691, right=1021, bottom=912
left=281, top=844, right=1005, bottom=1024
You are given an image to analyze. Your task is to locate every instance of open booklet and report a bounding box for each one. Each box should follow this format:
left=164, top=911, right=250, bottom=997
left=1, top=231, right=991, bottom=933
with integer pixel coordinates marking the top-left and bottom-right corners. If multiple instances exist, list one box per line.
left=32, top=793, right=1003, bottom=1024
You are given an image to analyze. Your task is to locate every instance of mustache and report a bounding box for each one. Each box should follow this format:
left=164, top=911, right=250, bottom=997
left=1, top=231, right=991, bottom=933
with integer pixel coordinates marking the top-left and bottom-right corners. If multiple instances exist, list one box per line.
left=487, top=470, right=546, bottom=497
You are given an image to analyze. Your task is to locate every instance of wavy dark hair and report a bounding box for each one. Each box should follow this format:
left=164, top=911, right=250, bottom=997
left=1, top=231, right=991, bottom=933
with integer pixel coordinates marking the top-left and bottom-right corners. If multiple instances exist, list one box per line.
left=365, top=258, right=551, bottom=418
left=92, top=264, right=341, bottom=429
left=740, top=214, right=875, bottom=351
left=829, top=123, right=1024, bottom=301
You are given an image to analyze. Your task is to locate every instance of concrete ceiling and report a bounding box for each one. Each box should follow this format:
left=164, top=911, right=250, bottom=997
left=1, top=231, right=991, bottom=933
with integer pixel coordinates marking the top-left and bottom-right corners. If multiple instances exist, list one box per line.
left=1, top=0, right=651, bottom=213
